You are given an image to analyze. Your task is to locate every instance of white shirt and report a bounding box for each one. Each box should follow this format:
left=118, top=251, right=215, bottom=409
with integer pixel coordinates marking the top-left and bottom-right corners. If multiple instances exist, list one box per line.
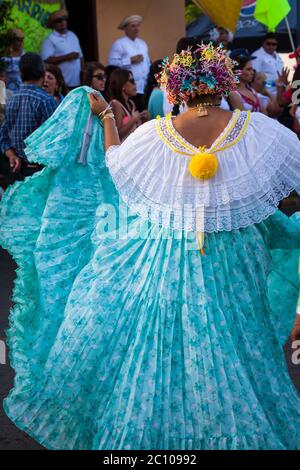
left=220, top=97, right=230, bottom=111
left=108, top=36, right=151, bottom=94
left=252, top=47, right=283, bottom=94
left=257, top=92, right=270, bottom=111
left=41, top=30, right=83, bottom=87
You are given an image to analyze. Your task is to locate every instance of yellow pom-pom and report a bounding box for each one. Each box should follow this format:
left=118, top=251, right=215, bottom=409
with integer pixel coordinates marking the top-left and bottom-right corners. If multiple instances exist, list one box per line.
left=189, top=152, right=218, bottom=180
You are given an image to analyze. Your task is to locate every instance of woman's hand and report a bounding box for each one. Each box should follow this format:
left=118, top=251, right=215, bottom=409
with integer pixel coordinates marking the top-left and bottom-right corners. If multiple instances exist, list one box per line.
left=290, top=315, right=300, bottom=342
left=140, top=110, right=149, bottom=122
left=88, top=93, right=109, bottom=116
left=132, top=110, right=141, bottom=123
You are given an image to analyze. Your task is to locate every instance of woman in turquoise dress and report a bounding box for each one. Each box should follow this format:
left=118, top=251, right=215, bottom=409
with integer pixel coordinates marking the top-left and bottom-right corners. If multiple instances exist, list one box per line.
left=1, top=44, right=300, bottom=450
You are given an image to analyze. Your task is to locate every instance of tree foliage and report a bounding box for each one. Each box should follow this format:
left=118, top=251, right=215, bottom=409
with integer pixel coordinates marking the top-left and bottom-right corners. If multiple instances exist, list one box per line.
left=185, top=0, right=203, bottom=25
left=0, top=0, right=14, bottom=69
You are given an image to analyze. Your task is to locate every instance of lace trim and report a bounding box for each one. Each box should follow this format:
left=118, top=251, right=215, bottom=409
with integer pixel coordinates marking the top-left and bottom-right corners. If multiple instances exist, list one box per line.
left=156, top=110, right=251, bottom=156
left=166, top=110, right=241, bottom=153
left=106, top=135, right=300, bottom=232
left=107, top=159, right=296, bottom=232
left=107, top=122, right=300, bottom=207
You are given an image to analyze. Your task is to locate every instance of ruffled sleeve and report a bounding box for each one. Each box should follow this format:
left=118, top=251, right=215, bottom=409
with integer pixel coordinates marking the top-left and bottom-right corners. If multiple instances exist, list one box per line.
left=105, top=113, right=300, bottom=233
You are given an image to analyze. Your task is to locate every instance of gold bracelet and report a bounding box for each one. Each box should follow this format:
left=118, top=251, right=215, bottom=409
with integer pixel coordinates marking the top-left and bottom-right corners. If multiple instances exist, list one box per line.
left=103, top=113, right=116, bottom=122
left=98, top=111, right=116, bottom=127
left=97, top=105, right=112, bottom=120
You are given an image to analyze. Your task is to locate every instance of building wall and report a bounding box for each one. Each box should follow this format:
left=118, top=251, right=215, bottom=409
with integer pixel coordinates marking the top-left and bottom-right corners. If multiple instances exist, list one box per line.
left=95, top=0, right=185, bottom=64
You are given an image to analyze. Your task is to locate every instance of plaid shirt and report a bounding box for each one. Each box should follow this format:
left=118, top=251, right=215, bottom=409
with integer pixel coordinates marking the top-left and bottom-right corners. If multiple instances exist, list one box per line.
left=0, top=84, right=57, bottom=160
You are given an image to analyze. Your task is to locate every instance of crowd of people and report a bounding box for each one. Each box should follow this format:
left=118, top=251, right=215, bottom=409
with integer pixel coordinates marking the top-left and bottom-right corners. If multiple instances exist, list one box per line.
left=0, top=8, right=300, bottom=190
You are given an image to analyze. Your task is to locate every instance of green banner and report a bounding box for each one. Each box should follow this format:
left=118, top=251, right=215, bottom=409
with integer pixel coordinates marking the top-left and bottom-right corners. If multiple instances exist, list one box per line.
left=9, top=0, right=61, bottom=53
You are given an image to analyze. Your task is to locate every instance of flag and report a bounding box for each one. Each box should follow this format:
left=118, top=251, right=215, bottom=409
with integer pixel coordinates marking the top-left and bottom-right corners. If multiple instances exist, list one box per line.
left=193, top=0, right=243, bottom=32
left=254, top=0, right=291, bottom=31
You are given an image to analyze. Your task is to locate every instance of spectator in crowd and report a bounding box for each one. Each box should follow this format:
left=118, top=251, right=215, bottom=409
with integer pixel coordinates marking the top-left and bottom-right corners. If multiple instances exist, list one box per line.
left=108, top=15, right=151, bottom=111
left=41, top=9, right=83, bottom=89
left=252, top=70, right=283, bottom=118
left=144, top=60, right=164, bottom=119
left=210, top=26, right=234, bottom=50
left=108, top=68, right=148, bottom=141
left=286, top=66, right=300, bottom=136
left=0, top=69, right=13, bottom=123
left=0, top=53, right=57, bottom=179
left=0, top=68, right=12, bottom=191
left=82, top=62, right=107, bottom=94
left=103, top=65, right=120, bottom=100
left=43, top=64, right=68, bottom=105
left=291, top=61, right=300, bottom=101
left=275, top=63, right=298, bottom=109
left=1, top=28, right=25, bottom=93
left=252, top=33, right=284, bottom=95
left=229, top=49, right=265, bottom=113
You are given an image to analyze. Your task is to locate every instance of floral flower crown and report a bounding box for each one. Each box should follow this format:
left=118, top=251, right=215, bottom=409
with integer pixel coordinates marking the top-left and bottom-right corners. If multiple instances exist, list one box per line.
left=157, top=42, right=239, bottom=105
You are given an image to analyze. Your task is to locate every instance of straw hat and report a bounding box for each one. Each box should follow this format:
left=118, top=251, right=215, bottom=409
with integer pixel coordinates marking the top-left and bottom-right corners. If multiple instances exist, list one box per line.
left=118, top=15, right=143, bottom=30
left=47, top=9, right=69, bottom=28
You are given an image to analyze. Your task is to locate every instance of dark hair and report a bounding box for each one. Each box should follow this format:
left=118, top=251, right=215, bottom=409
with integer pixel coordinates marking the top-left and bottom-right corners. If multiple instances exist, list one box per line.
left=81, top=61, right=106, bottom=87
left=103, top=65, right=120, bottom=100
left=234, top=57, right=252, bottom=71
left=20, top=52, right=44, bottom=81
left=45, top=64, right=69, bottom=97
left=143, top=59, right=163, bottom=107
left=230, top=49, right=254, bottom=71
left=107, top=68, right=134, bottom=111
left=176, top=36, right=198, bottom=54
left=105, top=65, right=120, bottom=78
left=263, top=32, right=278, bottom=42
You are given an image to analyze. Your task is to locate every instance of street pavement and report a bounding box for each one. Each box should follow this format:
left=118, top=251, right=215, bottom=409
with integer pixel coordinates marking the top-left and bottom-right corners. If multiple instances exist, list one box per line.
left=1, top=230, right=300, bottom=450
left=0, top=249, right=43, bottom=450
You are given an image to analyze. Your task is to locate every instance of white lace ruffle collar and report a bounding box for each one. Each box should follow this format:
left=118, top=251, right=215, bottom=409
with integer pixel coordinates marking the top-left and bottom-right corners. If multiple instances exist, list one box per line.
left=106, top=111, right=300, bottom=232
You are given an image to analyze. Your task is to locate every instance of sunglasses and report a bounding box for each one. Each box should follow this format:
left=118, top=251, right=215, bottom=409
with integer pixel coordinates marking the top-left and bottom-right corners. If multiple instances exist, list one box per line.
left=55, top=16, right=68, bottom=23
left=265, top=42, right=278, bottom=46
left=93, top=73, right=106, bottom=81
left=128, top=78, right=135, bottom=84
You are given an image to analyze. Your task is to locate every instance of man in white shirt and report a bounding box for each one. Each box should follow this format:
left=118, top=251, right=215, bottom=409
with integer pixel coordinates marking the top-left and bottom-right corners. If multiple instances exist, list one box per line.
left=108, top=15, right=151, bottom=110
left=252, top=33, right=284, bottom=95
left=41, top=9, right=83, bottom=89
